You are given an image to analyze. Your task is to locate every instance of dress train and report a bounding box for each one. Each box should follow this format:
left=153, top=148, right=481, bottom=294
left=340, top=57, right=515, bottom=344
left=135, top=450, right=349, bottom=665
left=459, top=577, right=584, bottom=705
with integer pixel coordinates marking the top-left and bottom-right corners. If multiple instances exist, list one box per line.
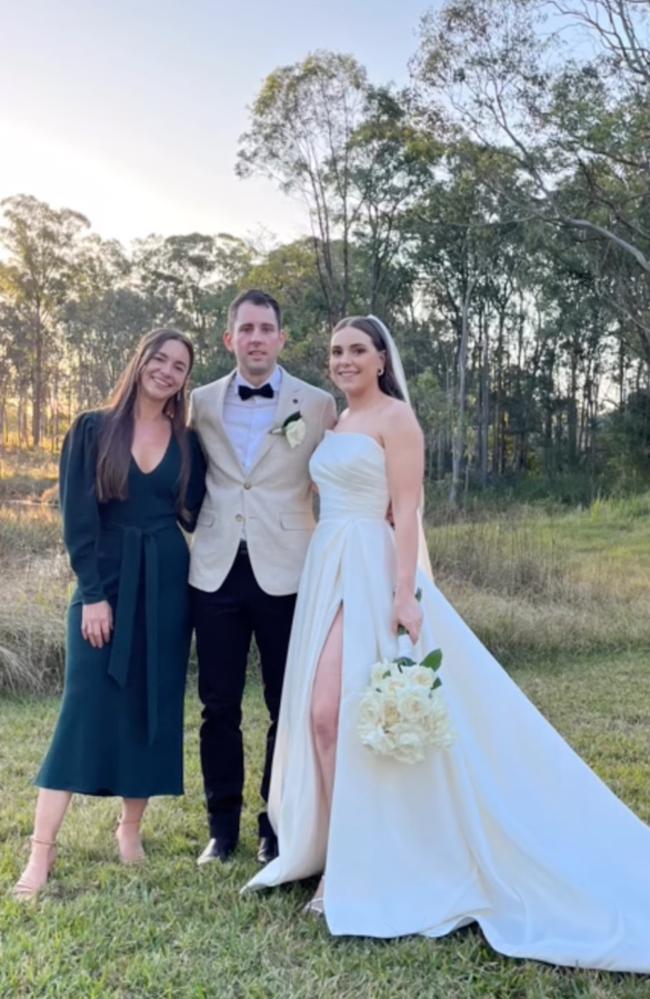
left=246, top=431, right=650, bottom=973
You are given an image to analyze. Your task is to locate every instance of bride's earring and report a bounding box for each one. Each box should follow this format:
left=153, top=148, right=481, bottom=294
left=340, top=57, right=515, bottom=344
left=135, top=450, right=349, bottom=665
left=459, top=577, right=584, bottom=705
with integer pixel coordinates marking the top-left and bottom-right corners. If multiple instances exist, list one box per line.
left=377, top=368, right=384, bottom=377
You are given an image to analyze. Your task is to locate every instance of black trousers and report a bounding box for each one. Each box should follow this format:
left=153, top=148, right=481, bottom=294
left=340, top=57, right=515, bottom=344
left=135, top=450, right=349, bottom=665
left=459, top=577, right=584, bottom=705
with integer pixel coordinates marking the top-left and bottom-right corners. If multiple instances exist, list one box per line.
left=192, top=546, right=297, bottom=842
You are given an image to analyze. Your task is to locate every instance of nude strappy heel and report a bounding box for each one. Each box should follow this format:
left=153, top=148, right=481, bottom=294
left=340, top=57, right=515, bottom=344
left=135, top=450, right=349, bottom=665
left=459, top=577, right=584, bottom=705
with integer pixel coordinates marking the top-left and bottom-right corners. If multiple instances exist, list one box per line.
left=302, top=876, right=325, bottom=916
left=115, top=818, right=146, bottom=865
left=12, top=836, right=57, bottom=900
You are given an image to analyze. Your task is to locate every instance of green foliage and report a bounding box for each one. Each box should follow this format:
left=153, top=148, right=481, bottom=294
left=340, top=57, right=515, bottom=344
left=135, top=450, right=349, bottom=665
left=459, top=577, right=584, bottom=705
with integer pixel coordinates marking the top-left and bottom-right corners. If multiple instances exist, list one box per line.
left=2, top=5, right=650, bottom=499
left=599, top=390, right=650, bottom=486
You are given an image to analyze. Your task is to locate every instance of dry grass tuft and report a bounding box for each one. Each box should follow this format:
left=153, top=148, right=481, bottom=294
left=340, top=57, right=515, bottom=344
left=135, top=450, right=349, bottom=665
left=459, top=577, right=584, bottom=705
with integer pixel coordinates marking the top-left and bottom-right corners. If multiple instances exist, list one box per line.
left=0, top=505, right=69, bottom=692
left=427, top=511, right=650, bottom=666
left=0, top=445, right=59, bottom=501
left=427, top=517, right=566, bottom=599
left=4, top=489, right=650, bottom=692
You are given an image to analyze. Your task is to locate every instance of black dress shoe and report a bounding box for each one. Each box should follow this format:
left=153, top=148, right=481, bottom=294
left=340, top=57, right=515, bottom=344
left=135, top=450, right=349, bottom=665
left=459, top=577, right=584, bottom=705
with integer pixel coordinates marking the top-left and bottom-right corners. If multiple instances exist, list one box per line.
left=256, top=834, right=278, bottom=865
left=197, top=837, right=237, bottom=866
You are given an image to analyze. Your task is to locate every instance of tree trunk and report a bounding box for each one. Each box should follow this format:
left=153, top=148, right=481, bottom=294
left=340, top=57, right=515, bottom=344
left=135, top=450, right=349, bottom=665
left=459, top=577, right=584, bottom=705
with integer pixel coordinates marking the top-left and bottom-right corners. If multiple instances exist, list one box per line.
left=449, top=275, right=476, bottom=508
left=567, top=348, right=578, bottom=467
left=479, top=316, right=490, bottom=488
left=31, top=311, right=43, bottom=447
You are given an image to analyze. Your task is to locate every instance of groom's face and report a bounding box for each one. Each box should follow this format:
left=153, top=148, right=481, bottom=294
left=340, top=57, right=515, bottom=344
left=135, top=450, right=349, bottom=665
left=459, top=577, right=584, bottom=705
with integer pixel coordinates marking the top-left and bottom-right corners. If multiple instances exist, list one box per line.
left=224, top=302, right=286, bottom=385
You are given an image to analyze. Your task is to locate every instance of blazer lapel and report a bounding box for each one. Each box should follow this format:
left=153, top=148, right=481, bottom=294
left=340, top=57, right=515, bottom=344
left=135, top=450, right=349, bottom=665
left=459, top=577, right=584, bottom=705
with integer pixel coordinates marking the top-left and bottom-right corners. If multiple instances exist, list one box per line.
left=211, top=371, right=246, bottom=474
left=248, top=368, right=303, bottom=474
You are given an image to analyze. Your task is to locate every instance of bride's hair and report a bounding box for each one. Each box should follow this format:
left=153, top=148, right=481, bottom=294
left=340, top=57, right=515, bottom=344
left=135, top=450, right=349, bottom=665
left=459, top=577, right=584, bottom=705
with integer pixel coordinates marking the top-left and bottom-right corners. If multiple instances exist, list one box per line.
left=333, top=316, right=405, bottom=401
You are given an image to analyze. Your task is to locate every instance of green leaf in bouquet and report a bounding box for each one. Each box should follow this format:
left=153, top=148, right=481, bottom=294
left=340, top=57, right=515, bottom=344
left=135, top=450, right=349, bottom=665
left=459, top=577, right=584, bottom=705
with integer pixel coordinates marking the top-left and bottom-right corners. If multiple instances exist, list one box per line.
left=396, top=656, right=416, bottom=669
left=421, top=649, right=443, bottom=672
left=431, top=677, right=442, bottom=691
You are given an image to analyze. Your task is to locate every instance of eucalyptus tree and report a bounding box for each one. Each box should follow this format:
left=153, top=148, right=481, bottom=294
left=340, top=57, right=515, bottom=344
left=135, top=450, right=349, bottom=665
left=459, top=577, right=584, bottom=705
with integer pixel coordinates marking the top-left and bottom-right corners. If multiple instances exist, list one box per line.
left=416, top=0, right=649, bottom=261
left=241, top=238, right=332, bottom=386
left=347, top=85, right=441, bottom=315
left=0, top=303, right=28, bottom=443
left=406, top=142, right=528, bottom=503
left=0, top=194, right=90, bottom=445
left=237, top=51, right=371, bottom=324
left=133, top=232, right=251, bottom=330
left=132, top=231, right=253, bottom=380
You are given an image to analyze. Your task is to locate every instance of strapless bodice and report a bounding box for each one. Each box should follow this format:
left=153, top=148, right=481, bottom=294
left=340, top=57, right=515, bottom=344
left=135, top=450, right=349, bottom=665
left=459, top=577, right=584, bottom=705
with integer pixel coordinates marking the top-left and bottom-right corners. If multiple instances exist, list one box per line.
left=310, top=431, right=389, bottom=522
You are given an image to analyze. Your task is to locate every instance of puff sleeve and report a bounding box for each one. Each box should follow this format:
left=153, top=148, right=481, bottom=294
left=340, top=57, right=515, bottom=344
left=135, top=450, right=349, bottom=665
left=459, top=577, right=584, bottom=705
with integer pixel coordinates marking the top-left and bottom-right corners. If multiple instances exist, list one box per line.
left=59, top=411, right=106, bottom=604
left=179, top=429, right=207, bottom=532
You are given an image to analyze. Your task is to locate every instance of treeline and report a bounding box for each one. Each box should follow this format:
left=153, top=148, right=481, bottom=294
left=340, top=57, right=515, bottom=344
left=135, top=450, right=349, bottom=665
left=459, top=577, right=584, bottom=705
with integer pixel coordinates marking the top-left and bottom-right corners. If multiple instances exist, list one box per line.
left=1, top=0, right=649, bottom=505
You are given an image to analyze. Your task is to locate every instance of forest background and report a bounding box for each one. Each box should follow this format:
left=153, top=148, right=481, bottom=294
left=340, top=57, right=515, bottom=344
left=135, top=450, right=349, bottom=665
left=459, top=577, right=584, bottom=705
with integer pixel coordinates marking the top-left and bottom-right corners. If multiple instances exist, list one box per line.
left=2, top=0, right=649, bottom=512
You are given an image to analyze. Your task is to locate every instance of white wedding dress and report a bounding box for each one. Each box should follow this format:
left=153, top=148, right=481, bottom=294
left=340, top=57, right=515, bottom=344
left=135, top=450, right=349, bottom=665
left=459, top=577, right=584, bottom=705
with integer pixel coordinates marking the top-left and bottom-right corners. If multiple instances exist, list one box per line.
left=246, top=430, right=650, bottom=973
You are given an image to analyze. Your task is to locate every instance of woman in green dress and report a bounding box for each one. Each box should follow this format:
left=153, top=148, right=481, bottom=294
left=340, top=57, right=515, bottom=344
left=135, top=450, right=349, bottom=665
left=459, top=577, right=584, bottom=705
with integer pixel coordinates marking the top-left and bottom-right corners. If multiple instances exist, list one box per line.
left=14, top=328, right=206, bottom=899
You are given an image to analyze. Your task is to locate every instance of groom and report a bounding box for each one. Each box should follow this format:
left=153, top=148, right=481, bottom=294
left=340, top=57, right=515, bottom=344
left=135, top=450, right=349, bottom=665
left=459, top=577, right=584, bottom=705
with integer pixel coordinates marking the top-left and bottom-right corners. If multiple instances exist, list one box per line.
left=189, top=289, right=337, bottom=865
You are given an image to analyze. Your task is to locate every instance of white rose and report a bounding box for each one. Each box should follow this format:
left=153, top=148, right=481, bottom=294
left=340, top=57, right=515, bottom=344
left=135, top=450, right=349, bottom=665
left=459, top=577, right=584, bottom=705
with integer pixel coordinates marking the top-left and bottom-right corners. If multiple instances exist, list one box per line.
left=370, top=661, right=393, bottom=686
left=382, top=697, right=402, bottom=729
left=361, top=728, right=392, bottom=755
left=390, top=728, right=425, bottom=764
left=410, top=666, right=437, bottom=689
left=398, top=691, right=430, bottom=722
left=358, top=696, right=382, bottom=727
left=421, top=692, right=455, bottom=748
left=285, top=417, right=306, bottom=448
left=359, top=656, right=454, bottom=762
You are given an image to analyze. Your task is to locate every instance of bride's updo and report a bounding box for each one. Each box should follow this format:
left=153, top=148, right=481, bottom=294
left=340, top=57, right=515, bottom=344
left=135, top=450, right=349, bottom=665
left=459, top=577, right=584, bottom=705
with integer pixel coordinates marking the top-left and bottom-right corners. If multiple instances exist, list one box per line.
left=333, top=316, right=405, bottom=401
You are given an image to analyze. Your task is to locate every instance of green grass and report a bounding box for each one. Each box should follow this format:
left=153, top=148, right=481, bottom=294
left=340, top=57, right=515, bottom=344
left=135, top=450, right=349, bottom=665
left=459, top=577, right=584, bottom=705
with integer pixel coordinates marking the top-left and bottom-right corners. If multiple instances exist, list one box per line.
left=4, top=492, right=650, bottom=994
left=2, top=663, right=650, bottom=998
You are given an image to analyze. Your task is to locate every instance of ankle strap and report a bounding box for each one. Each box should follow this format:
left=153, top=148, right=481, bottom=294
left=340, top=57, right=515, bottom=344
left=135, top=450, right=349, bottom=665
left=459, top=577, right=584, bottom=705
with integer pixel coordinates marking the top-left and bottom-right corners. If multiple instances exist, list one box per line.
left=31, top=835, right=56, bottom=847
left=117, top=818, right=141, bottom=825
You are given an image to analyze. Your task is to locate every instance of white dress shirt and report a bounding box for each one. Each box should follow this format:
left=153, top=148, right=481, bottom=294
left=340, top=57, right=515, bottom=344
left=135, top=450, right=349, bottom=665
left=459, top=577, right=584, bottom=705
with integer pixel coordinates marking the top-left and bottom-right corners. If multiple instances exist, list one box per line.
left=222, top=366, right=282, bottom=473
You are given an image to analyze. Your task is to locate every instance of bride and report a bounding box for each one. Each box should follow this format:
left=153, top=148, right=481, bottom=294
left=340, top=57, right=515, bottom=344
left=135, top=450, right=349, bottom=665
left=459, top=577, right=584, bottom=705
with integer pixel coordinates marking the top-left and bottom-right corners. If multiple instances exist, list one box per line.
left=245, top=315, right=650, bottom=973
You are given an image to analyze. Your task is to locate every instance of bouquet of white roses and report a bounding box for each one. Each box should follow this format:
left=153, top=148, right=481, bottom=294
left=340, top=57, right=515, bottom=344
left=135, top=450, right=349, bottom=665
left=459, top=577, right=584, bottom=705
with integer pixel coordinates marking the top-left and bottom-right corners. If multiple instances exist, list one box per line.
left=358, top=622, right=454, bottom=765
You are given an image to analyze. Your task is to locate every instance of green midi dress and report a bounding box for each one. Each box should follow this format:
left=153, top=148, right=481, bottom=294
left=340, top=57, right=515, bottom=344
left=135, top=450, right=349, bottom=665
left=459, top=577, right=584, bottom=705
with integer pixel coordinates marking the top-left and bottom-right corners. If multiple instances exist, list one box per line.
left=36, top=411, right=206, bottom=797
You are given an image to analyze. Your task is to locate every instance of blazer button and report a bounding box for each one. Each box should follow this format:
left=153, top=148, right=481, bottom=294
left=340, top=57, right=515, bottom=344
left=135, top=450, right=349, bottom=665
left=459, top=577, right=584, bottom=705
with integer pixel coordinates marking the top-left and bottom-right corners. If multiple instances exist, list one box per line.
left=235, top=513, right=243, bottom=522
left=244, top=482, right=252, bottom=490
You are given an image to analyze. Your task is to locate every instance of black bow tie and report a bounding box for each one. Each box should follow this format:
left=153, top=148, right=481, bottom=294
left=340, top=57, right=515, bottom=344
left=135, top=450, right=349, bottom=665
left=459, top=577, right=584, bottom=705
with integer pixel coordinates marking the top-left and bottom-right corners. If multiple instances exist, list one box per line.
left=238, top=383, right=274, bottom=401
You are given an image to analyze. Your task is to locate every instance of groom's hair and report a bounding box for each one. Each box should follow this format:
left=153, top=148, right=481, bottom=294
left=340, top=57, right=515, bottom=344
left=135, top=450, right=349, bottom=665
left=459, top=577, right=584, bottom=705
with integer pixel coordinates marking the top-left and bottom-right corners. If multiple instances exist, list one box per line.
left=228, top=289, right=282, bottom=330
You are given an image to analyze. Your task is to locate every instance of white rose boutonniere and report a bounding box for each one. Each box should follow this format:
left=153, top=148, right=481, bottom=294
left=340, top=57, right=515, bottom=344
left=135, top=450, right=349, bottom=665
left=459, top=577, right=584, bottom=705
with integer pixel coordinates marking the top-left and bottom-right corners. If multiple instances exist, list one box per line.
left=270, top=411, right=306, bottom=448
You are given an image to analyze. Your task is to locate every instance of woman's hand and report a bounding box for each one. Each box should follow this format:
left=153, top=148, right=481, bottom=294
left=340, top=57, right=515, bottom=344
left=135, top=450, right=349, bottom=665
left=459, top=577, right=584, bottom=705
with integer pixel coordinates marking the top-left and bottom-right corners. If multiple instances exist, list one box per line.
left=391, top=587, right=423, bottom=644
left=81, top=600, right=113, bottom=649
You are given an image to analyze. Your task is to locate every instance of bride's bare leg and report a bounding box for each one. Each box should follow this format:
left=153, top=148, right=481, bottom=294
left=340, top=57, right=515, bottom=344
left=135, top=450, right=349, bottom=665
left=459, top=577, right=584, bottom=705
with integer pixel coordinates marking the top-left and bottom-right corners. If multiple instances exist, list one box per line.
left=308, top=607, right=343, bottom=910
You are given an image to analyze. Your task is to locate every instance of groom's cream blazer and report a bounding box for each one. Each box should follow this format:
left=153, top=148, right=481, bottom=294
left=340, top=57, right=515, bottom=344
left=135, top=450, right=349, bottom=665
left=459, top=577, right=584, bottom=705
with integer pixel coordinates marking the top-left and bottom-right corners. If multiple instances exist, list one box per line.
left=189, top=367, right=337, bottom=596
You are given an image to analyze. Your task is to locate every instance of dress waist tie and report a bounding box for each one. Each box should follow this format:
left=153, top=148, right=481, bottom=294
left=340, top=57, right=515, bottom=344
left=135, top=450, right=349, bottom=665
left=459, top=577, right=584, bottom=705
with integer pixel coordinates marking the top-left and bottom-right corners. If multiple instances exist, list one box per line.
left=106, top=520, right=175, bottom=745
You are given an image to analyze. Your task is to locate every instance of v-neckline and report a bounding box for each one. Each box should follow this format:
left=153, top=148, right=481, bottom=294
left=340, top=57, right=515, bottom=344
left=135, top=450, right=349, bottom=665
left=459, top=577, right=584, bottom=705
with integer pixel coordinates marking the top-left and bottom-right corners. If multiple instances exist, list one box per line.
left=131, top=431, right=173, bottom=477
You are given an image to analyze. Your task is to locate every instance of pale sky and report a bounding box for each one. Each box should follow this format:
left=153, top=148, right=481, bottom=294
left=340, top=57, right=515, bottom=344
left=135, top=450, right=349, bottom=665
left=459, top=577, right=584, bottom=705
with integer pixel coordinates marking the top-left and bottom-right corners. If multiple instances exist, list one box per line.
left=1, top=0, right=438, bottom=247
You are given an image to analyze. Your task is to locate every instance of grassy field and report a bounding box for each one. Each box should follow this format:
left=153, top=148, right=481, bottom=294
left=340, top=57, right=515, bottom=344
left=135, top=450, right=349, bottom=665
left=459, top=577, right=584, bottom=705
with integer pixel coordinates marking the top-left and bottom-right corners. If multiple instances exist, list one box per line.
left=3, top=480, right=650, bottom=995
left=3, top=656, right=650, bottom=998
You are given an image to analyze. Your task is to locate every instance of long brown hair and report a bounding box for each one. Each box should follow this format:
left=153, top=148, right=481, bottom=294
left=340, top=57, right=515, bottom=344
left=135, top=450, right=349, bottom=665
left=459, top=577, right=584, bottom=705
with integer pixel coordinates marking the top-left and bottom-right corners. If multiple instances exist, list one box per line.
left=332, top=316, right=405, bottom=401
left=96, top=328, right=195, bottom=509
